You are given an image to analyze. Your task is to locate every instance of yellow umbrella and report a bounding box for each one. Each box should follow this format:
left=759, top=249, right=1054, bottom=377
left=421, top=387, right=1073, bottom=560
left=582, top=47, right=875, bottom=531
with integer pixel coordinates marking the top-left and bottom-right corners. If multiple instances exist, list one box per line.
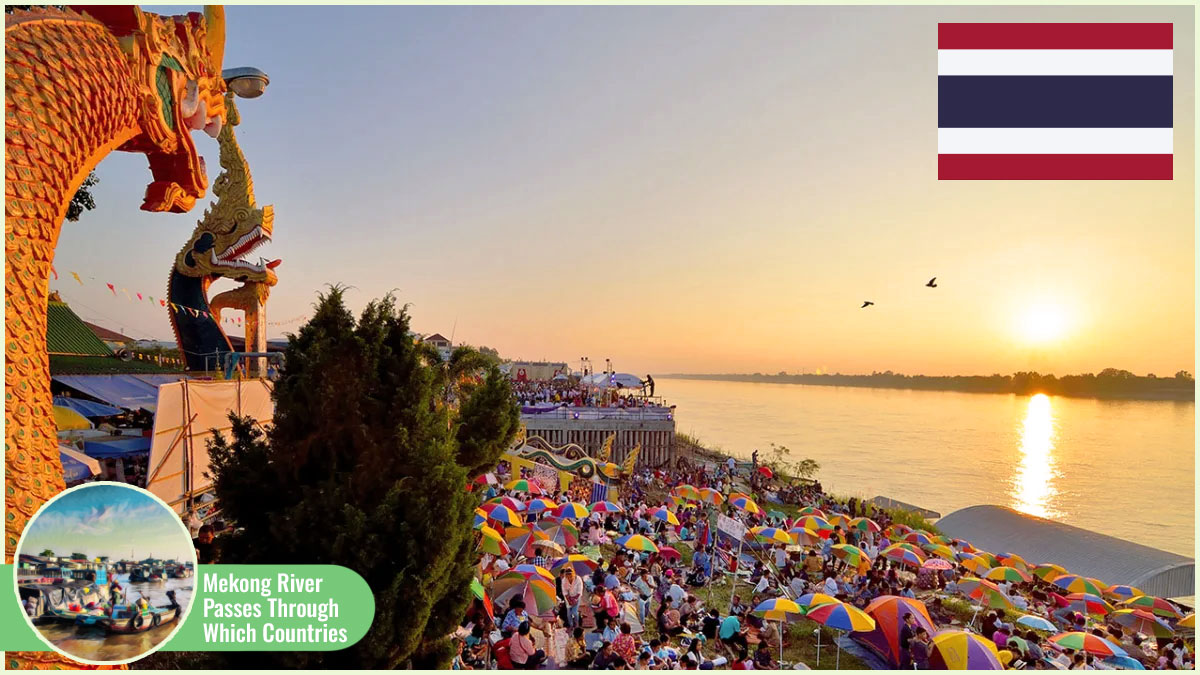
left=1178, top=613, right=1195, bottom=629
left=53, top=405, right=92, bottom=431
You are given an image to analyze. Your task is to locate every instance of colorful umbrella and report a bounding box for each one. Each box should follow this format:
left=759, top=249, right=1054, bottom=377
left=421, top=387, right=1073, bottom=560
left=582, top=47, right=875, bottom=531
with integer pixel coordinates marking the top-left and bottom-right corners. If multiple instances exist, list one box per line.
left=1104, top=585, right=1145, bottom=601
left=983, top=566, right=1031, bottom=583
left=729, top=494, right=762, bottom=515
left=536, top=519, right=580, bottom=548
left=752, top=597, right=803, bottom=622
left=1015, top=614, right=1057, bottom=632
left=534, top=539, right=564, bottom=555
left=850, top=517, right=881, bottom=533
left=1121, top=595, right=1183, bottom=620
left=1049, top=632, right=1126, bottom=658
left=487, top=495, right=526, bottom=512
left=697, top=487, right=725, bottom=505
left=473, top=508, right=488, bottom=529
left=478, top=526, right=511, bottom=556
left=956, top=577, right=1014, bottom=610
left=890, top=542, right=925, bottom=557
left=470, top=577, right=494, bottom=619
left=795, top=515, right=833, bottom=536
left=859, top=596, right=937, bottom=668
left=827, top=513, right=852, bottom=529
left=967, top=550, right=1000, bottom=568
left=504, top=526, right=551, bottom=557
left=928, top=630, right=1004, bottom=670
left=525, top=498, right=558, bottom=514
left=922, top=558, right=954, bottom=571
left=788, top=527, right=823, bottom=547
left=551, top=502, right=590, bottom=520
left=657, top=546, right=682, bottom=563
left=1054, top=575, right=1108, bottom=597
left=589, top=500, right=623, bottom=514
left=996, top=552, right=1029, bottom=571
left=880, top=544, right=924, bottom=568
left=1178, top=613, right=1195, bottom=629
left=799, top=506, right=827, bottom=517
left=903, top=531, right=934, bottom=547
left=1066, top=592, right=1114, bottom=616
left=550, top=554, right=599, bottom=576
left=491, top=575, right=557, bottom=614
left=959, top=555, right=991, bottom=576
left=508, top=564, right=554, bottom=582
left=795, top=592, right=839, bottom=612
left=53, top=405, right=92, bottom=431
left=615, top=534, right=659, bottom=553
left=503, top=479, right=545, bottom=495
left=1032, top=563, right=1068, bottom=581
left=884, top=524, right=912, bottom=540
left=1110, top=609, right=1174, bottom=639
left=672, top=485, right=702, bottom=500
left=767, top=509, right=787, bottom=522
left=751, top=526, right=794, bottom=545
left=648, top=507, right=680, bottom=526
left=806, top=601, right=877, bottom=632
left=923, top=543, right=957, bottom=561
left=831, top=544, right=870, bottom=567
left=480, top=503, right=523, bottom=527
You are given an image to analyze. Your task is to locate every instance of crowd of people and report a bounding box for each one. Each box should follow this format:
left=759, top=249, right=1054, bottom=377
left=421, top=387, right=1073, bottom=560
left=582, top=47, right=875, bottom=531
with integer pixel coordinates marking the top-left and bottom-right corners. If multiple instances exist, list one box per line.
left=459, top=459, right=1195, bottom=670
left=512, top=379, right=658, bottom=409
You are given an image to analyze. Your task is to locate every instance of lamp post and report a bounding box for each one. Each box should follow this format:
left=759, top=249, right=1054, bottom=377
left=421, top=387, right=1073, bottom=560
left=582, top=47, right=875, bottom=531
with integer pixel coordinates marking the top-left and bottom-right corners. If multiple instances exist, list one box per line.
left=222, top=66, right=270, bottom=99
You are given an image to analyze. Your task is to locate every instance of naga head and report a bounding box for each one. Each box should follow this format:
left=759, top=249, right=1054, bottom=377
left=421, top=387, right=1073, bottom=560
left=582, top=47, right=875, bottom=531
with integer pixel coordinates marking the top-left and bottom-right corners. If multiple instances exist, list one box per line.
left=175, top=93, right=279, bottom=287
left=75, top=5, right=230, bottom=213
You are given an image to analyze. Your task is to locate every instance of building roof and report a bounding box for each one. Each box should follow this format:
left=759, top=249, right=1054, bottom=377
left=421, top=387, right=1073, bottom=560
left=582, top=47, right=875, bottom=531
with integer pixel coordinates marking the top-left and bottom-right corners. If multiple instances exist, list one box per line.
left=938, top=505, right=1194, bottom=599
left=82, top=321, right=134, bottom=343
left=47, top=302, right=113, bottom=356
left=423, top=333, right=450, bottom=343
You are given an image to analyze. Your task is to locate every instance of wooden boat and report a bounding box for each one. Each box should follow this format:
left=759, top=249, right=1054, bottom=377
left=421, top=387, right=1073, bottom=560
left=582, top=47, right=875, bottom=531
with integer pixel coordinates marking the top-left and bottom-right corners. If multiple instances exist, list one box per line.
left=76, top=602, right=181, bottom=634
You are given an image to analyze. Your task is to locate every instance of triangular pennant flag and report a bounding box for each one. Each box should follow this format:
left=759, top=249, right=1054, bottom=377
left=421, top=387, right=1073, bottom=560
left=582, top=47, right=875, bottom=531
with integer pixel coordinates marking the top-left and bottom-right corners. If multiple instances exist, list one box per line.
left=148, top=296, right=154, bottom=303
left=72, top=272, right=82, bottom=285
left=136, top=292, right=143, bottom=301
left=50, top=266, right=58, bottom=280
left=107, top=283, right=116, bottom=295
left=160, top=299, right=166, bottom=307
left=121, top=288, right=131, bottom=300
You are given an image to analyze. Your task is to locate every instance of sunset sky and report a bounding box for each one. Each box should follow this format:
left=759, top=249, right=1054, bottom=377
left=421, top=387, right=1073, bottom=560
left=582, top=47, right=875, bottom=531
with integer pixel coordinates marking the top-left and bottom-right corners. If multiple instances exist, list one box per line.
left=50, top=5, right=1194, bottom=377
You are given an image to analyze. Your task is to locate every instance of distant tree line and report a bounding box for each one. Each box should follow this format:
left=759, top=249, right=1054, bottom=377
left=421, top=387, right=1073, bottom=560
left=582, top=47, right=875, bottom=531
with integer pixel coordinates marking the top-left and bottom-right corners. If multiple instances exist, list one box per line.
left=663, top=368, right=1195, bottom=401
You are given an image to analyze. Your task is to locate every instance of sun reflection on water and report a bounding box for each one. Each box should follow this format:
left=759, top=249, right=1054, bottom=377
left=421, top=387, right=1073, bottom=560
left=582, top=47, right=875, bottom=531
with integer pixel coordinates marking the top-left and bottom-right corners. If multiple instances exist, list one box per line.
left=1012, top=393, right=1061, bottom=519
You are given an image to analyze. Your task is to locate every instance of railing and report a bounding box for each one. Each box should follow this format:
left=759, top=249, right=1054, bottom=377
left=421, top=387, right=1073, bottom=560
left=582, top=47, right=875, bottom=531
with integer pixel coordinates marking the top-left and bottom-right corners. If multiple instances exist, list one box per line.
left=519, top=405, right=675, bottom=421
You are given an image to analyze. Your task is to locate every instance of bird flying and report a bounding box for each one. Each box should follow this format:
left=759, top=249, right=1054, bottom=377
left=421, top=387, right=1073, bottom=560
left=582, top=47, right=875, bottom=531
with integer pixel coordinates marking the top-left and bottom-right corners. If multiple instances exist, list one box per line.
left=861, top=301, right=874, bottom=308
left=926, top=277, right=937, bottom=288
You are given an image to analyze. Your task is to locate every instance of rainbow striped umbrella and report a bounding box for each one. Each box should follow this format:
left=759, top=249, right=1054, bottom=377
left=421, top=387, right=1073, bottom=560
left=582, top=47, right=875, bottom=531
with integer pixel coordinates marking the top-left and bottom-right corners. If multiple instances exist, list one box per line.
left=880, top=544, right=924, bottom=568
left=509, top=564, right=554, bottom=582
left=1178, top=613, right=1195, bottom=629
left=480, top=503, right=523, bottom=527
left=923, top=543, right=957, bottom=561
left=672, top=484, right=702, bottom=500
left=550, top=554, right=600, bottom=576
left=589, top=500, right=623, bottom=514
left=1066, top=592, right=1114, bottom=616
left=525, top=498, right=558, bottom=514
left=1110, top=609, right=1175, bottom=639
left=832, top=544, right=870, bottom=567
left=473, top=508, right=488, bottom=529
left=1049, top=632, right=1126, bottom=658
left=649, top=507, right=680, bottom=526
left=996, top=552, right=1029, bottom=571
left=849, top=517, right=881, bottom=533
left=551, top=502, right=590, bottom=520
left=1054, top=575, right=1108, bottom=596
left=956, top=577, right=1014, bottom=610
left=504, top=526, right=551, bottom=557
left=1121, top=595, right=1183, bottom=620
left=799, top=506, right=827, bottom=517
left=697, top=487, right=725, bottom=505
left=922, top=558, right=954, bottom=571
left=616, top=533, right=659, bottom=553
left=491, top=575, right=557, bottom=614
left=478, top=525, right=511, bottom=556
left=983, top=566, right=1031, bottom=583
left=1104, top=585, right=1145, bottom=601
left=903, top=531, right=934, bottom=547
left=753, top=597, right=804, bottom=622
left=929, top=630, right=1003, bottom=669
left=536, top=519, right=580, bottom=548
left=795, top=515, right=833, bottom=536
left=806, top=601, right=877, bottom=632
left=796, top=592, right=839, bottom=612
left=884, top=524, right=912, bottom=540
left=503, top=479, right=545, bottom=495
left=967, top=550, right=1000, bottom=568
left=959, top=555, right=991, bottom=576
left=1031, top=563, right=1068, bottom=581
left=487, top=495, right=526, bottom=512
left=788, top=527, right=823, bottom=547
left=827, top=513, right=853, bottom=529
left=729, top=495, right=762, bottom=515
left=751, top=526, right=794, bottom=545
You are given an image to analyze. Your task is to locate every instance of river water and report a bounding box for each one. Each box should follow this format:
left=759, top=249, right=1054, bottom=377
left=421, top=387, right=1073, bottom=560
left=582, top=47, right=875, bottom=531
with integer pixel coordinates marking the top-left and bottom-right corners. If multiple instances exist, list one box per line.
left=662, top=378, right=1194, bottom=557
left=35, top=573, right=194, bottom=663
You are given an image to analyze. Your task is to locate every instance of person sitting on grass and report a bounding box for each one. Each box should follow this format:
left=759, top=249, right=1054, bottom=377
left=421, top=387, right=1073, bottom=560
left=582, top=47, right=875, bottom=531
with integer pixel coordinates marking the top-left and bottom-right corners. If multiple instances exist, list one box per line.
left=509, top=623, right=545, bottom=669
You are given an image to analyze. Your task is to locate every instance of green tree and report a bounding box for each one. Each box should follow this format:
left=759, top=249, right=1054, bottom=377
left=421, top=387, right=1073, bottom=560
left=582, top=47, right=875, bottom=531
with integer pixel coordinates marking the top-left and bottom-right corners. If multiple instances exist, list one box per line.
left=65, top=171, right=99, bottom=222
left=419, top=343, right=495, bottom=405
left=203, top=287, right=519, bottom=668
left=39, top=549, right=54, bottom=558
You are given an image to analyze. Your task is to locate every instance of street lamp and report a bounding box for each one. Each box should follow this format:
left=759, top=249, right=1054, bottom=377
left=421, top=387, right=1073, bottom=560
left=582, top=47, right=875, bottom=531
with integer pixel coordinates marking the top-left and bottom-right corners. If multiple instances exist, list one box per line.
left=222, top=66, right=270, bottom=98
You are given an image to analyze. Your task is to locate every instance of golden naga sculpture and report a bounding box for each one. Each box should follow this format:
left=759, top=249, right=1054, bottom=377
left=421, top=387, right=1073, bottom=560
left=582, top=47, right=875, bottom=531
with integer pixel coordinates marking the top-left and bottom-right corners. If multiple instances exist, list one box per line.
left=6, top=5, right=226, bottom=667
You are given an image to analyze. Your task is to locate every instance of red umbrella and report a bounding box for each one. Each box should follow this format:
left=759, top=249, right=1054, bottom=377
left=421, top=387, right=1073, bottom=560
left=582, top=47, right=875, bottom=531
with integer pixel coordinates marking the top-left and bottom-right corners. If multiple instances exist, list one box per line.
left=757, top=465, right=774, bottom=478
left=657, top=546, right=682, bottom=563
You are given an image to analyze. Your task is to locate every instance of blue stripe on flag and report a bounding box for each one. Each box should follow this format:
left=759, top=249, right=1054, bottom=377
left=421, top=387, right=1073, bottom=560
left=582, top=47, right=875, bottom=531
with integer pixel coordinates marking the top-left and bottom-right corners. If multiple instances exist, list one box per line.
left=591, top=482, right=608, bottom=504
left=939, top=75, right=1173, bottom=128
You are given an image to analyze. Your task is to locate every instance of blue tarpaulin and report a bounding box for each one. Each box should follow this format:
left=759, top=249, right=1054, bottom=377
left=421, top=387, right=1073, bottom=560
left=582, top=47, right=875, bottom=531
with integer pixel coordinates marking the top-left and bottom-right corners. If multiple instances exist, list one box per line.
left=60, top=448, right=94, bottom=483
left=52, top=375, right=185, bottom=412
left=83, top=436, right=152, bottom=459
left=52, top=396, right=123, bottom=418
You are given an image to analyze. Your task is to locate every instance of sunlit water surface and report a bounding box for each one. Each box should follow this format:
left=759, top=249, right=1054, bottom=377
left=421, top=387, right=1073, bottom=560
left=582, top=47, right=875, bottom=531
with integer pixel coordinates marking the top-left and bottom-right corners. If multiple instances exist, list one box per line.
left=663, top=378, right=1194, bottom=556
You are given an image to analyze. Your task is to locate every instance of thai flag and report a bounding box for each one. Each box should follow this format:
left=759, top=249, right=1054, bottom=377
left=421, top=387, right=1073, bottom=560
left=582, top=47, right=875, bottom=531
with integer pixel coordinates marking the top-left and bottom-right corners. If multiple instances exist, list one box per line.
left=938, top=23, right=1173, bottom=180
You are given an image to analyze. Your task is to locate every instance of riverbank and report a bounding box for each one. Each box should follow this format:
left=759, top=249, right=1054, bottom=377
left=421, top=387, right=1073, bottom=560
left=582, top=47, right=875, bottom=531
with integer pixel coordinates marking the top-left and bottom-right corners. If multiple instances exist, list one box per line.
left=662, top=372, right=1196, bottom=402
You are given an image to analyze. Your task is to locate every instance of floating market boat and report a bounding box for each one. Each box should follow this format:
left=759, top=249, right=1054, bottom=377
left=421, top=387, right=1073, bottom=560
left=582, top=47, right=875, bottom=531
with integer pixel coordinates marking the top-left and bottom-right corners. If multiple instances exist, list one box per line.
left=76, top=592, right=182, bottom=634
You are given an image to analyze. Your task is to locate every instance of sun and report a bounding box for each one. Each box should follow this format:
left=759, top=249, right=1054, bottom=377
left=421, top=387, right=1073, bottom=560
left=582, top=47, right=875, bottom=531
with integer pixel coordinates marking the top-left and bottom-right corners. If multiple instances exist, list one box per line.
left=1018, top=303, right=1068, bottom=344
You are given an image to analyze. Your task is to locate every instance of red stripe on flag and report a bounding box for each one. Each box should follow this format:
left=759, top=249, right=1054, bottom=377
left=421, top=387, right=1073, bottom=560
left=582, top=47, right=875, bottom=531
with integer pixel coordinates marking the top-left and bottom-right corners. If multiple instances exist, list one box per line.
left=938, top=23, right=1173, bottom=50
left=938, top=154, right=1172, bottom=180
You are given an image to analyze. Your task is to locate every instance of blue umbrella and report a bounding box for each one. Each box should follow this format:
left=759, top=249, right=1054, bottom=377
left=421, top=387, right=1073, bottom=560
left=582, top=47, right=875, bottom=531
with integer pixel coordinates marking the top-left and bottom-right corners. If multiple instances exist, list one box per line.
left=1103, top=655, right=1145, bottom=670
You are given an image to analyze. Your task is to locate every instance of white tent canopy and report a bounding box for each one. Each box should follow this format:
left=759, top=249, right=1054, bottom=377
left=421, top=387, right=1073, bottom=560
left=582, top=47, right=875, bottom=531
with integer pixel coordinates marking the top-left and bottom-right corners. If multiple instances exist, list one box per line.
left=146, top=379, right=274, bottom=515
left=582, top=372, right=644, bottom=389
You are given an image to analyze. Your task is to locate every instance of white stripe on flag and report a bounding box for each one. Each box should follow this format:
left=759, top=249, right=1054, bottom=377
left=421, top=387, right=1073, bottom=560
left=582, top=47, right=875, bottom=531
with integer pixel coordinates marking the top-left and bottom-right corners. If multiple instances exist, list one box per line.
left=938, top=128, right=1173, bottom=154
left=937, top=49, right=1173, bottom=76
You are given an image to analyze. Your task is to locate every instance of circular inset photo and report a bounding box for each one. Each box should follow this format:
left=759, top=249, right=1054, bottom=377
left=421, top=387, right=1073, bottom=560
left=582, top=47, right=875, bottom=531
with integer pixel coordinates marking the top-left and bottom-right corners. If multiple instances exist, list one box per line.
left=15, top=482, right=196, bottom=665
